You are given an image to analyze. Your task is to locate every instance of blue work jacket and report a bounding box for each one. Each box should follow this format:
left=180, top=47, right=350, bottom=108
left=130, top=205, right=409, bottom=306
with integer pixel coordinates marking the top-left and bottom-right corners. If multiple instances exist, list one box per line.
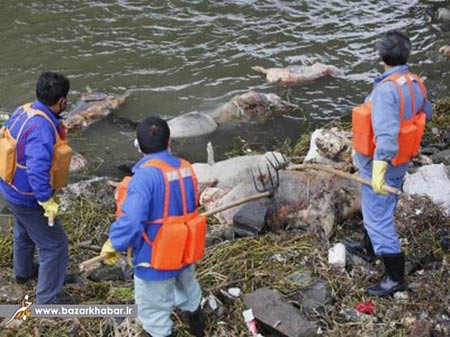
left=354, top=65, right=432, bottom=178
left=109, top=150, right=198, bottom=281
left=0, top=100, right=63, bottom=207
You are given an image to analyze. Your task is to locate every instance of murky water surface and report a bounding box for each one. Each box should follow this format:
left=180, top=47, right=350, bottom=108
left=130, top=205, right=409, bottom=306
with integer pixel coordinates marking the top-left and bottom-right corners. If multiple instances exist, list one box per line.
left=0, top=0, right=449, bottom=177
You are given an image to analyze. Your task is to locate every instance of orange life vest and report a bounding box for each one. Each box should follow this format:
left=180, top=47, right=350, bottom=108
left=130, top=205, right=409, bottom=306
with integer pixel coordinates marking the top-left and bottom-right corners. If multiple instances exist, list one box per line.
left=0, top=103, right=73, bottom=190
left=352, top=72, right=427, bottom=166
left=114, top=158, right=207, bottom=270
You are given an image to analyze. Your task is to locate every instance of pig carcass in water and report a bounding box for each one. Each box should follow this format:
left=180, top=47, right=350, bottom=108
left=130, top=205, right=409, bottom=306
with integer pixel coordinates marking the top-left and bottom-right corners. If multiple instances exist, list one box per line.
left=252, top=63, right=342, bottom=86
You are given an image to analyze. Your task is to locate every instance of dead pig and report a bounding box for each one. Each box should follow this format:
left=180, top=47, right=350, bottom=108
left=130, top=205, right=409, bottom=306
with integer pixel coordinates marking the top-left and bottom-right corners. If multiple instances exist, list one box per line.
left=169, top=92, right=296, bottom=139
left=62, top=90, right=129, bottom=131
left=252, top=63, right=342, bottom=86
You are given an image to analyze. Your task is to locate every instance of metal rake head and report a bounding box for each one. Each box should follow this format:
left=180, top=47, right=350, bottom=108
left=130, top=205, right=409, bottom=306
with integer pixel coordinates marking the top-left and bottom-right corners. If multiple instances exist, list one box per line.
left=266, top=152, right=289, bottom=171
left=251, top=152, right=287, bottom=196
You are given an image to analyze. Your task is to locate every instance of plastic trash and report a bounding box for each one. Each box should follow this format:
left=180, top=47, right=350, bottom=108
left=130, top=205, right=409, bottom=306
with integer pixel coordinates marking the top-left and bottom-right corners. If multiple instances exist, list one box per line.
left=355, top=301, right=375, bottom=315
left=328, top=243, right=346, bottom=269
left=228, top=287, right=241, bottom=298
left=243, top=309, right=264, bottom=337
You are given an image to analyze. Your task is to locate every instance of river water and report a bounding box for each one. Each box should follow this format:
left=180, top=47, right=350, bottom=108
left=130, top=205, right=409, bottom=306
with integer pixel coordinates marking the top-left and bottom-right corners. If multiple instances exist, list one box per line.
left=0, top=0, right=449, bottom=177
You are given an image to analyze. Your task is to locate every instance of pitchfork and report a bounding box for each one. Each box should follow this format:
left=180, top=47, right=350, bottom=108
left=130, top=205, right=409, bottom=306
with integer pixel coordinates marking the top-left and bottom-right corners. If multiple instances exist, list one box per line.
left=201, top=152, right=284, bottom=217
left=79, top=152, right=285, bottom=271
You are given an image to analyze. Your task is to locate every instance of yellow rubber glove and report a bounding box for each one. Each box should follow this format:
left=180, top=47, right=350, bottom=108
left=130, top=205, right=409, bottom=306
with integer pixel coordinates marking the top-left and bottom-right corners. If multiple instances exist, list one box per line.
left=372, top=160, right=388, bottom=195
left=101, top=239, right=121, bottom=266
left=38, top=198, right=59, bottom=218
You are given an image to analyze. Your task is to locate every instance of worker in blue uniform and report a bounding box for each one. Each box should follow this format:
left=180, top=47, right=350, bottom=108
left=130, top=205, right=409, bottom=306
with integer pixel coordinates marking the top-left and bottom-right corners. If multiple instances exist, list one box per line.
left=0, top=72, right=71, bottom=304
left=345, top=31, right=432, bottom=297
left=101, top=117, right=204, bottom=337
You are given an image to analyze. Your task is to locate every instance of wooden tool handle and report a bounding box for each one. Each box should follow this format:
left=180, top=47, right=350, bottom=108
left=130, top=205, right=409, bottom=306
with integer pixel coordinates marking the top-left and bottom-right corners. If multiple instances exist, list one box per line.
left=288, top=164, right=402, bottom=196
left=80, top=192, right=274, bottom=271
left=48, top=212, right=55, bottom=227
left=79, top=254, right=107, bottom=271
left=201, top=191, right=271, bottom=217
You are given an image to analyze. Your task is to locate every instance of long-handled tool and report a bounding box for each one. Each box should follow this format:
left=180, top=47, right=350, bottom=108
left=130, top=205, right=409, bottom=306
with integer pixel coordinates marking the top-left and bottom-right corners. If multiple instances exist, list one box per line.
left=79, top=156, right=283, bottom=271
left=287, top=163, right=402, bottom=195
left=48, top=212, right=55, bottom=227
left=263, top=153, right=402, bottom=196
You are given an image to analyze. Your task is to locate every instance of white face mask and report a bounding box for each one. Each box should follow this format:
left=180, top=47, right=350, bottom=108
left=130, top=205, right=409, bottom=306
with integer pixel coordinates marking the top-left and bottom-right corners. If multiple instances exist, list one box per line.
left=133, top=139, right=142, bottom=153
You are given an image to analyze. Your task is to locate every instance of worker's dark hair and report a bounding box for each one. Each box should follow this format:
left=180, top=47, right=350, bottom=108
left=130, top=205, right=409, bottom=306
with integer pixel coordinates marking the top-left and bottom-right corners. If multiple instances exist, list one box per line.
left=377, top=30, right=412, bottom=66
left=36, top=72, right=70, bottom=106
left=137, top=116, right=170, bottom=154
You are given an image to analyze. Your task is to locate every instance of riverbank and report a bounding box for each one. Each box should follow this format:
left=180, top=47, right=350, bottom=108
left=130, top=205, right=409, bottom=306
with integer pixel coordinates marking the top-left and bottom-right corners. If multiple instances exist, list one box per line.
left=1, top=99, right=450, bottom=337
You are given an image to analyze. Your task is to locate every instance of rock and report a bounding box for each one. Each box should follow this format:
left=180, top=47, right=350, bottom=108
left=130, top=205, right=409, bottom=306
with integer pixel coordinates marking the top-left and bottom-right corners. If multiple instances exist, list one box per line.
left=252, top=63, right=342, bottom=86
left=340, top=307, right=373, bottom=322
left=205, top=225, right=235, bottom=247
left=394, top=291, right=409, bottom=300
left=431, top=149, right=450, bottom=165
left=233, top=202, right=268, bottom=237
left=69, top=151, right=88, bottom=172
left=300, top=281, right=332, bottom=316
left=193, top=152, right=286, bottom=189
left=420, top=147, right=438, bottom=156
left=86, top=258, right=132, bottom=282
left=228, top=287, right=241, bottom=298
left=304, top=128, right=353, bottom=169
left=328, top=243, right=346, bottom=269
left=244, top=288, right=318, bottom=337
left=62, top=91, right=129, bottom=131
left=59, top=177, right=115, bottom=212
left=87, top=265, right=126, bottom=282
left=404, top=164, right=450, bottom=215
left=0, top=284, right=23, bottom=303
left=289, top=270, right=313, bottom=284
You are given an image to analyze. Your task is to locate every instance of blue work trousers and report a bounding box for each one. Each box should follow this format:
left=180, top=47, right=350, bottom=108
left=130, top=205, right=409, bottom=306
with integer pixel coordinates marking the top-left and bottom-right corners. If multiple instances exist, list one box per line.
left=8, top=202, right=68, bottom=304
left=134, top=265, right=202, bottom=337
left=360, top=169, right=404, bottom=255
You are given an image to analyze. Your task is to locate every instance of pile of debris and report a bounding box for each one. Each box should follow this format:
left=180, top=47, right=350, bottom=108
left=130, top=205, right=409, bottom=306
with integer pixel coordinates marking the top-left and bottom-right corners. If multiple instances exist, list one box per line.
left=1, top=112, right=450, bottom=336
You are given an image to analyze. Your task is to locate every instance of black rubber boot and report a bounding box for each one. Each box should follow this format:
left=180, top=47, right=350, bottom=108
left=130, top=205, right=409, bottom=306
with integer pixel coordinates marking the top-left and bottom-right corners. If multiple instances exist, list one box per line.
left=367, top=252, right=406, bottom=297
left=342, top=230, right=375, bottom=262
left=187, top=305, right=205, bottom=337
left=15, top=263, right=39, bottom=284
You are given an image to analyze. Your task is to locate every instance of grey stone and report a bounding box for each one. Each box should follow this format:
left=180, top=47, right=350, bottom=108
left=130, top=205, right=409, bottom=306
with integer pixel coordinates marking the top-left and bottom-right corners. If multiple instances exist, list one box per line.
left=431, top=149, right=450, bottom=165
left=233, top=202, right=267, bottom=237
left=288, top=270, right=313, bottom=284
left=86, top=259, right=133, bottom=282
left=300, top=281, right=331, bottom=316
left=60, top=177, right=115, bottom=212
left=205, top=225, right=235, bottom=247
left=0, top=284, right=23, bottom=303
left=244, top=288, right=317, bottom=337
left=87, top=265, right=124, bottom=282
left=421, top=147, right=438, bottom=156
left=340, top=307, right=372, bottom=322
